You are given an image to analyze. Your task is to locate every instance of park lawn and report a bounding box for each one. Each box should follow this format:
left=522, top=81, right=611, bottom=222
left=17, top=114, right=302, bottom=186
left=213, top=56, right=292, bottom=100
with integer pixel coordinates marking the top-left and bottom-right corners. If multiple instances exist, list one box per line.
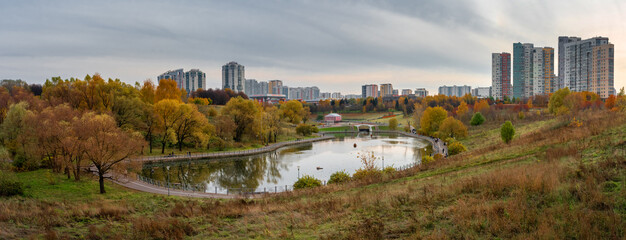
left=2, top=110, right=625, bottom=239
left=318, top=126, right=354, bottom=132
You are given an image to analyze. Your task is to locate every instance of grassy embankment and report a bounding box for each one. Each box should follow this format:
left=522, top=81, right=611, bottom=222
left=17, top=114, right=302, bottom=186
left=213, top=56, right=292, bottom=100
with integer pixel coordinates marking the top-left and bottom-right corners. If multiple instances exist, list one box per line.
left=1, top=110, right=625, bottom=239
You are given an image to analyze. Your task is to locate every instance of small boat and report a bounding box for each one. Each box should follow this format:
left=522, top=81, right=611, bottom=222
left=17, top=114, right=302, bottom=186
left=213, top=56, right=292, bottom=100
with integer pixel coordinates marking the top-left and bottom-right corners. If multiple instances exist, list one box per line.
left=316, top=167, right=323, bottom=170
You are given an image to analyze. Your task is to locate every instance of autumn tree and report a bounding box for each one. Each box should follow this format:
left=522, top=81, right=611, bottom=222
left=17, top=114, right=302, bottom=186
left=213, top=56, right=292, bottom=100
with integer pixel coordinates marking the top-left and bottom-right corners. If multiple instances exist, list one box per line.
left=156, top=79, right=183, bottom=102
left=221, top=97, right=261, bottom=142
left=548, top=88, right=571, bottom=115
left=0, top=102, right=35, bottom=169
left=155, top=99, right=185, bottom=153
left=173, top=104, right=210, bottom=151
left=605, top=95, right=616, bottom=110
left=438, top=117, right=468, bottom=139
left=139, top=80, right=156, bottom=104
left=420, top=106, right=448, bottom=136
left=456, top=101, right=469, bottom=116
left=470, top=112, right=485, bottom=126
left=80, top=113, right=144, bottom=193
left=388, top=118, right=398, bottom=130
left=261, top=106, right=281, bottom=144
left=473, top=99, right=489, bottom=113
left=280, top=100, right=305, bottom=124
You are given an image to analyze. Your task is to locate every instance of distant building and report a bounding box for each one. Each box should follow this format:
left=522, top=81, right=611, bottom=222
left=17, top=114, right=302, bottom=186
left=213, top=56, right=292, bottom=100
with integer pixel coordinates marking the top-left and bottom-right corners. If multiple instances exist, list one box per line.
left=532, top=47, right=555, bottom=95
left=324, top=113, right=342, bottom=123
left=249, top=94, right=286, bottom=104
left=362, top=84, right=378, bottom=98
left=320, top=92, right=331, bottom=99
left=438, top=85, right=471, bottom=97
left=392, top=89, right=399, bottom=96
left=414, top=88, right=428, bottom=97
left=401, top=89, right=412, bottom=96
left=380, top=83, right=393, bottom=97
left=472, top=87, right=492, bottom=98
left=513, top=43, right=534, bottom=99
left=222, top=61, right=245, bottom=93
left=344, top=94, right=361, bottom=99
left=268, top=80, right=283, bottom=94
left=157, top=68, right=206, bottom=95
left=492, top=52, right=511, bottom=100
left=331, top=92, right=342, bottom=99
left=561, top=36, right=614, bottom=98
left=558, top=36, right=581, bottom=90
left=244, top=79, right=259, bottom=96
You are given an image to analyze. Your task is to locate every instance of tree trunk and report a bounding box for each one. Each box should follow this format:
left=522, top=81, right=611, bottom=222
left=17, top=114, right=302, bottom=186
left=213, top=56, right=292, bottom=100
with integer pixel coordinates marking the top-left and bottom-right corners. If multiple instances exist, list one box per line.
left=161, top=135, right=167, bottom=154
left=74, top=159, right=80, bottom=181
left=148, top=133, right=153, bottom=153
left=98, top=172, right=106, bottom=194
left=65, top=166, right=71, bottom=179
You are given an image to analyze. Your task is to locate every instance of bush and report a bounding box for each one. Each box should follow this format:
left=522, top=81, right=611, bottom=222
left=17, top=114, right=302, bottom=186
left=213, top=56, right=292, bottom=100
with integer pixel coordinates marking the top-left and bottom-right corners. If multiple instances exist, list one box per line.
left=518, top=111, right=525, bottom=119
left=470, top=112, right=485, bottom=126
left=293, top=175, right=322, bottom=189
left=501, top=121, right=515, bottom=144
left=382, top=166, right=396, bottom=174
left=447, top=141, right=467, bottom=155
left=352, top=168, right=381, bottom=180
left=388, top=118, right=398, bottom=130
left=0, top=170, right=24, bottom=196
left=296, top=124, right=319, bottom=136
left=328, top=170, right=351, bottom=184
left=421, top=155, right=434, bottom=164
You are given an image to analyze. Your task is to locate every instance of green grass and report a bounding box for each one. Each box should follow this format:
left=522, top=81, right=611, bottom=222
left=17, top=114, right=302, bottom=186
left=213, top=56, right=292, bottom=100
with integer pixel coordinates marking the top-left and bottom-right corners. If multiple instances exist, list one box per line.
left=319, top=126, right=354, bottom=132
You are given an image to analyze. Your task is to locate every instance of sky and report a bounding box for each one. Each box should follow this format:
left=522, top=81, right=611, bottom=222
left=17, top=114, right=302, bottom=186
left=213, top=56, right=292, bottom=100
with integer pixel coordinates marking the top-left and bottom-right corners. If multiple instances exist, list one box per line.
left=0, top=0, right=624, bottom=95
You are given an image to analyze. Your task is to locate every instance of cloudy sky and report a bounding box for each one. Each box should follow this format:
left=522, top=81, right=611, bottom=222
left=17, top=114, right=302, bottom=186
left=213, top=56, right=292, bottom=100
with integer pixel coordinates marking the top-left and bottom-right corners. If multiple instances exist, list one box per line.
left=1, top=0, right=624, bottom=95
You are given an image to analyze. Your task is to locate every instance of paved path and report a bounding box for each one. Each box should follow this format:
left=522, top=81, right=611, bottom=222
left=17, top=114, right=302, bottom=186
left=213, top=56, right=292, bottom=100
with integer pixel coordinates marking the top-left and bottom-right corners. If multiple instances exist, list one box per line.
left=108, top=173, right=245, bottom=199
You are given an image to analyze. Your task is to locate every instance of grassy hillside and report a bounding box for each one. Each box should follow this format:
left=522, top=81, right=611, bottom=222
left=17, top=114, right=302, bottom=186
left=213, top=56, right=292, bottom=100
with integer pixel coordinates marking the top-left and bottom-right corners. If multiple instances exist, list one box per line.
left=1, top=110, right=625, bottom=239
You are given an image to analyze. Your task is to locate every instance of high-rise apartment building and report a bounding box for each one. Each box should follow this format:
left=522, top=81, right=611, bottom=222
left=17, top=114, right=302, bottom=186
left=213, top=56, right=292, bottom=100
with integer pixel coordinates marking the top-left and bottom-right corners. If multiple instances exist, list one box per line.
left=331, top=92, right=342, bottom=99
left=438, top=85, right=471, bottom=97
left=414, top=88, right=428, bottom=97
left=268, top=80, right=283, bottom=94
left=472, top=87, right=492, bottom=98
left=513, top=43, right=534, bottom=99
left=492, top=52, right=511, bottom=100
left=558, top=36, right=581, bottom=90
left=244, top=79, right=259, bottom=96
left=222, top=61, right=245, bottom=93
left=401, top=89, right=412, bottom=96
left=380, top=83, right=393, bottom=97
left=561, top=36, right=614, bottom=98
left=362, top=84, right=378, bottom=98
left=532, top=47, right=555, bottom=95
left=158, top=68, right=206, bottom=95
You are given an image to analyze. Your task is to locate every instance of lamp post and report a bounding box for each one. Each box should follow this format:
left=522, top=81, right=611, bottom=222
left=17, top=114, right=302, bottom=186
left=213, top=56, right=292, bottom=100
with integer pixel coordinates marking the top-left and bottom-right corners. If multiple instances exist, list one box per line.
left=297, top=166, right=300, bottom=179
left=166, top=166, right=170, bottom=196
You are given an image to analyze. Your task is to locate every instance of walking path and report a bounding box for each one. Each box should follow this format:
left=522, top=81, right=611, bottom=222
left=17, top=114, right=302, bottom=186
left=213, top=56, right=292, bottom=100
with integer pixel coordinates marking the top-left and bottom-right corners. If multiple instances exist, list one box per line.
left=108, top=131, right=446, bottom=199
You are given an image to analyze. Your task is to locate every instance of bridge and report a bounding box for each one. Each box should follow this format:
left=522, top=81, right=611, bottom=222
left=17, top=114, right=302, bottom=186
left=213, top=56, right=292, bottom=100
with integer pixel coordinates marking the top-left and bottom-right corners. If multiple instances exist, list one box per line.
left=354, top=124, right=377, bottom=132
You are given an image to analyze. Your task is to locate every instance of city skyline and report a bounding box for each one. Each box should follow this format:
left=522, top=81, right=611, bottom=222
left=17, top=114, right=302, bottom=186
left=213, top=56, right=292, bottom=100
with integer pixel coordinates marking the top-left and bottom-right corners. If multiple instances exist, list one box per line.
left=1, top=1, right=625, bottom=95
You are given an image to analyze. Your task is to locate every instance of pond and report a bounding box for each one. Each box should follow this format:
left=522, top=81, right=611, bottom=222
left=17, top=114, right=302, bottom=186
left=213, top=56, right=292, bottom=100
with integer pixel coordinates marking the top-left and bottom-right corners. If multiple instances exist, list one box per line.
left=140, top=133, right=431, bottom=193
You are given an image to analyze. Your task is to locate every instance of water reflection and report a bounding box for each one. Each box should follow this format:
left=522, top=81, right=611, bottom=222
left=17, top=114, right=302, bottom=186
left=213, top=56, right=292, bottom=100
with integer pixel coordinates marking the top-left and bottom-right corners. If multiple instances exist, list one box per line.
left=141, top=134, right=429, bottom=193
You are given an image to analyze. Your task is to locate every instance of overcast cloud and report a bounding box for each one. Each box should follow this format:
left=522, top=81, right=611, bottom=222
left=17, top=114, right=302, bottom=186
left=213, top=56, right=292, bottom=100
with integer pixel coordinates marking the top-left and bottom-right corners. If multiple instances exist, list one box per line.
left=1, top=0, right=624, bottom=94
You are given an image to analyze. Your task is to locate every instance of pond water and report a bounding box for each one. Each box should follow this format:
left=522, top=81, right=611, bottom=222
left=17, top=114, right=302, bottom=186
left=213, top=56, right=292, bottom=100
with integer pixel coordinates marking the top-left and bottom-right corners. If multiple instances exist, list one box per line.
left=140, top=133, right=431, bottom=193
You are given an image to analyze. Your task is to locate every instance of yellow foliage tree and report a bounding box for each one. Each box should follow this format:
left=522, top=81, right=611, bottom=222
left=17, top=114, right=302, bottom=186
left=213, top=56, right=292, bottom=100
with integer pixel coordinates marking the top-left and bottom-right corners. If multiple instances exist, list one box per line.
left=457, top=101, right=469, bottom=116
left=156, top=79, right=183, bottom=102
left=420, top=106, right=448, bottom=136
left=438, top=117, right=468, bottom=139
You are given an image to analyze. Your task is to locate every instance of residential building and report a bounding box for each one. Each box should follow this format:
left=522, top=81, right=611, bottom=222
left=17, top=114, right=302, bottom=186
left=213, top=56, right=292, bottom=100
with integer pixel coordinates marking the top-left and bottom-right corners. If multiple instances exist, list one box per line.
left=392, top=89, right=399, bottom=96
left=492, top=52, right=511, bottom=100
left=268, top=80, right=283, bottom=94
left=414, top=88, right=428, bottom=97
left=222, top=61, right=245, bottom=93
left=344, top=94, right=361, bottom=99
left=320, top=92, right=331, bottom=99
left=288, top=87, right=303, bottom=100
left=532, top=47, right=555, bottom=95
left=513, top=43, right=534, bottom=99
left=439, top=85, right=471, bottom=97
left=401, top=89, right=412, bottom=96
left=562, top=36, right=614, bottom=98
left=158, top=68, right=206, bottom=95
left=558, top=36, right=581, bottom=90
left=380, top=83, right=393, bottom=97
left=259, top=81, right=268, bottom=95
left=331, top=92, right=342, bottom=99
left=282, top=86, right=289, bottom=99
left=362, top=84, right=378, bottom=98
left=472, top=87, right=492, bottom=98
left=244, top=79, right=259, bottom=96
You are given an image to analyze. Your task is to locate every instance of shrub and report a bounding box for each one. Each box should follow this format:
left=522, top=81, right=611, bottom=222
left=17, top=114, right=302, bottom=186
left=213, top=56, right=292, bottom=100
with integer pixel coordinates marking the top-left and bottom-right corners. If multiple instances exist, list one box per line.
left=0, top=170, right=24, bottom=196
left=501, top=121, right=515, bottom=144
left=388, top=118, right=398, bottom=130
left=328, top=170, right=351, bottom=184
left=382, top=166, right=396, bottom=174
left=447, top=141, right=467, bottom=155
left=518, top=111, right=525, bottom=119
left=470, top=112, right=485, bottom=126
left=352, top=168, right=381, bottom=180
left=293, top=175, right=322, bottom=189
left=295, top=124, right=319, bottom=136
left=421, top=155, right=434, bottom=164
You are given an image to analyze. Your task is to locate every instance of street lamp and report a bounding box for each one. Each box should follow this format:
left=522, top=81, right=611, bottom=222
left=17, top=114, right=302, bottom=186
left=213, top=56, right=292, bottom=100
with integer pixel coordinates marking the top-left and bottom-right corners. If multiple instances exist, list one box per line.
left=297, top=166, right=300, bottom=179
left=166, top=166, right=170, bottom=196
